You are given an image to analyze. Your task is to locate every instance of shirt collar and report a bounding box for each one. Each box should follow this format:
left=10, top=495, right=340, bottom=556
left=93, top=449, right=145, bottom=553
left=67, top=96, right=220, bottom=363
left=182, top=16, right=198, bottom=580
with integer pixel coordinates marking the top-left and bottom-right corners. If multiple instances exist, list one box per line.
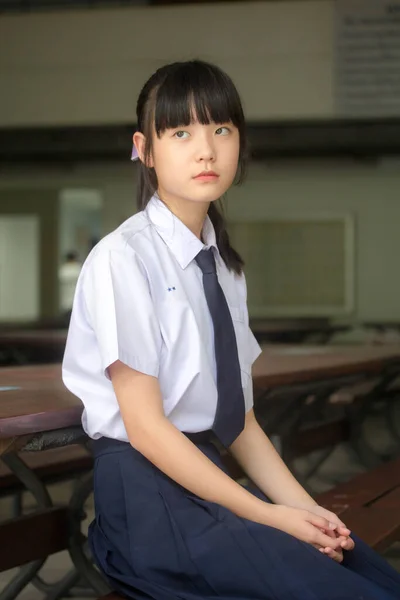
left=146, top=195, right=218, bottom=269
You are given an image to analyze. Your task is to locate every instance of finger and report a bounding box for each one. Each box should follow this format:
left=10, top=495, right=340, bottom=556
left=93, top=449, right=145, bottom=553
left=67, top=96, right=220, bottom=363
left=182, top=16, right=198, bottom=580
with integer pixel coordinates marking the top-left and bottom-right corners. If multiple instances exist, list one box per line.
left=336, top=534, right=354, bottom=550
left=321, top=510, right=345, bottom=528
left=337, top=525, right=351, bottom=536
left=313, top=528, right=340, bottom=549
left=318, top=546, right=341, bottom=562
left=341, top=537, right=355, bottom=551
left=317, top=507, right=347, bottom=529
left=307, top=513, right=337, bottom=532
left=324, top=547, right=343, bottom=563
left=320, top=528, right=336, bottom=539
left=327, top=512, right=347, bottom=529
left=336, top=535, right=348, bottom=544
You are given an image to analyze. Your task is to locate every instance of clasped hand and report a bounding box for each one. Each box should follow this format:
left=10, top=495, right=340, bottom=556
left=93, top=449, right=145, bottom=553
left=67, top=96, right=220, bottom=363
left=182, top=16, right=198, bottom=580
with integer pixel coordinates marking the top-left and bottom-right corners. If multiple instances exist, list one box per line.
left=272, top=504, right=355, bottom=564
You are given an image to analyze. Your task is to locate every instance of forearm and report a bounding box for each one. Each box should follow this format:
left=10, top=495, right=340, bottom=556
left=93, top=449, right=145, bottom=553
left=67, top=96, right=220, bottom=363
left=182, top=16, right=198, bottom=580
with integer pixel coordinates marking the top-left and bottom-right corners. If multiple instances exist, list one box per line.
left=130, top=415, right=272, bottom=522
left=230, top=411, right=317, bottom=508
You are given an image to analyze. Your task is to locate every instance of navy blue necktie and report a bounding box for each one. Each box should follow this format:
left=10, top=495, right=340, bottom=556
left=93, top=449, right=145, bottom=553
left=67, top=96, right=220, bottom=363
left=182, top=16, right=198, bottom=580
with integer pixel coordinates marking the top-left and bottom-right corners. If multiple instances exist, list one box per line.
left=195, top=249, right=245, bottom=447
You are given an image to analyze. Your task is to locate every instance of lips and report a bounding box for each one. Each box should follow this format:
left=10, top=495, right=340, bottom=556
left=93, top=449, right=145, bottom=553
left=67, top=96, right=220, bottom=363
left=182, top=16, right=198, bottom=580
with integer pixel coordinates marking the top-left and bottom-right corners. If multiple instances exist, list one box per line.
left=194, top=171, right=219, bottom=179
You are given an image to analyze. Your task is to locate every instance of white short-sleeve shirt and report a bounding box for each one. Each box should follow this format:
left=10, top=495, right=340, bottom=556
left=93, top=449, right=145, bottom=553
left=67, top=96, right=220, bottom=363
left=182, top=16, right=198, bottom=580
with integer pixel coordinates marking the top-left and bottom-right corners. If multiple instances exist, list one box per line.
left=62, top=196, right=262, bottom=441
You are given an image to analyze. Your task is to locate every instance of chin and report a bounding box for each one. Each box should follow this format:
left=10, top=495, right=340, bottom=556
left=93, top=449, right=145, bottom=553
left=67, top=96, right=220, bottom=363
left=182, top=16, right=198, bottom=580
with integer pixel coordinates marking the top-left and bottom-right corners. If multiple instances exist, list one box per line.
left=189, top=194, right=221, bottom=205
left=191, top=187, right=228, bottom=204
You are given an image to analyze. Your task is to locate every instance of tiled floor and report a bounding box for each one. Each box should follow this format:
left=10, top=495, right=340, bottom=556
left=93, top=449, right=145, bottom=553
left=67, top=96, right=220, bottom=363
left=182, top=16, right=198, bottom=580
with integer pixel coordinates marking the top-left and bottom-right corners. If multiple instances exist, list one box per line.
left=1, top=421, right=399, bottom=599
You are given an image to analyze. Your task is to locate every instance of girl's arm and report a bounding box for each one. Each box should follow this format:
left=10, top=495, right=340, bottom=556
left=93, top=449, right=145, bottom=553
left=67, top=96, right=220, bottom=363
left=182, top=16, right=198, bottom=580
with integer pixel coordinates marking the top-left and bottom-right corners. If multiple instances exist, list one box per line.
left=108, top=360, right=340, bottom=550
left=230, top=410, right=354, bottom=555
left=230, top=409, right=317, bottom=507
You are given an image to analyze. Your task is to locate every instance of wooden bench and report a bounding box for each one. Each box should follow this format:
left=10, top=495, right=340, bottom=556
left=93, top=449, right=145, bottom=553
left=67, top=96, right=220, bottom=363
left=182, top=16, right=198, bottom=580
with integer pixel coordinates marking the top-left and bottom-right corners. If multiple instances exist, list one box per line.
left=316, top=457, right=400, bottom=552
left=0, top=448, right=107, bottom=600
left=0, top=445, right=93, bottom=571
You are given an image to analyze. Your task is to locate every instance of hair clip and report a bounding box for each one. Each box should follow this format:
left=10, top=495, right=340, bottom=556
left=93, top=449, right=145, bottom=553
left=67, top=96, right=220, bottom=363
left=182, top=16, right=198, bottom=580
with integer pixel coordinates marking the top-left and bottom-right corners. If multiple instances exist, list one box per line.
left=131, top=145, right=139, bottom=161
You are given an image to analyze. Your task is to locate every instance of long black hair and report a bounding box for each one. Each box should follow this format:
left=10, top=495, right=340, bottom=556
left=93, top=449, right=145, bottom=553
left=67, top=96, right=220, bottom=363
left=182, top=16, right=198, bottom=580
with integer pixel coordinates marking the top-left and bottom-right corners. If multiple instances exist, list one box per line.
left=135, top=60, right=247, bottom=274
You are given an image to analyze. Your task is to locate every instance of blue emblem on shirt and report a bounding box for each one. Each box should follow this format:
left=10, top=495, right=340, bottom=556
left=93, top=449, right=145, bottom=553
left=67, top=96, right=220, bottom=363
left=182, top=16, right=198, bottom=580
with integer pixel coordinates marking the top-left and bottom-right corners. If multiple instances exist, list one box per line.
left=168, top=287, right=176, bottom=292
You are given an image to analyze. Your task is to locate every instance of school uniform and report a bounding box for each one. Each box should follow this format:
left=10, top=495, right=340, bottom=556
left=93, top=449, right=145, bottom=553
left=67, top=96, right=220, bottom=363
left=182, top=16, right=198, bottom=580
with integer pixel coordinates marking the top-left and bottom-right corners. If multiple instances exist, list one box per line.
left=63, top=195, right=400, bottom=600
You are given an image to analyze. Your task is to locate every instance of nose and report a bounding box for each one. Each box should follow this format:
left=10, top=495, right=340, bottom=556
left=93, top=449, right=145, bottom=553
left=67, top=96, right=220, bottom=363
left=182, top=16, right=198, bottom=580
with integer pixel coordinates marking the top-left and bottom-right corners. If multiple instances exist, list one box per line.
left=195, top=132, right=215, bottom=162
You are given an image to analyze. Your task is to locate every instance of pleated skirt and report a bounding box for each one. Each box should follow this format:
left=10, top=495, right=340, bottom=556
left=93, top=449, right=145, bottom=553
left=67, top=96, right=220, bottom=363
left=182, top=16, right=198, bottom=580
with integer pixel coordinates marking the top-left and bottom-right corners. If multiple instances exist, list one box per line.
left=89, top=437, right=400, bottom=600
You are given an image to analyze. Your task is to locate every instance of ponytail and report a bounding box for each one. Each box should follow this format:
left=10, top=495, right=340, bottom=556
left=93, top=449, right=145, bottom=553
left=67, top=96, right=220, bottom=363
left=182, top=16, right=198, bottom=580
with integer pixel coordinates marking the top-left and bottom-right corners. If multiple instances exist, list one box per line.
left=207, top=201, right=244, bottom=275
left=136, top=162, right=157, bottom=212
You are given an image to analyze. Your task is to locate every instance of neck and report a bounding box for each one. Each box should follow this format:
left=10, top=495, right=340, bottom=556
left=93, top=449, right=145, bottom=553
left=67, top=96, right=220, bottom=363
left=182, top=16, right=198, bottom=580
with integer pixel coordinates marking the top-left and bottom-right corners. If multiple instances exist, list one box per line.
left=157, top=191, right=209, bottom=239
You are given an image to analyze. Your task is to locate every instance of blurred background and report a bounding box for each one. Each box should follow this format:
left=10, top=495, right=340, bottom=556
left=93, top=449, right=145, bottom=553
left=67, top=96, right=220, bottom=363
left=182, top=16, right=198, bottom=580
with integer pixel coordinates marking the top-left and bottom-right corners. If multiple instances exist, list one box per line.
left=0, top=0, right=399, bottom=343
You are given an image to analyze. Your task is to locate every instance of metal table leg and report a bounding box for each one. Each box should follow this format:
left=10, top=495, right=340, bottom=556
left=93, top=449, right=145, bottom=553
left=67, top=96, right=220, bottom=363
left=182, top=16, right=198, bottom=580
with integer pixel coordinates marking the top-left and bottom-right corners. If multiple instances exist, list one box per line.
left=68, top=471, right=110, bottom=596
left=0, top=428, right=109, bottom=600
left=0, top=453, right=52, bottom=600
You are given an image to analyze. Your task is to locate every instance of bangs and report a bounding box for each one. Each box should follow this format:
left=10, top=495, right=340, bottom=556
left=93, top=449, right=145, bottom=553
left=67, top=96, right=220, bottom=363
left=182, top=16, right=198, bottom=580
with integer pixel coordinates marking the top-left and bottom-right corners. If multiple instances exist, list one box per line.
left=153, top=61, right=245, bottom=135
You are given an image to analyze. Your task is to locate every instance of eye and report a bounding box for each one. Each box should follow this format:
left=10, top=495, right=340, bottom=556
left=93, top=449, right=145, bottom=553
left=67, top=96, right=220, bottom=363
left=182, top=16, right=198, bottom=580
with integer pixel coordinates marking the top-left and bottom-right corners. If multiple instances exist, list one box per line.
left=215, top=126, right=230, bottom=136
left=174, top=130, right=190, bottom=139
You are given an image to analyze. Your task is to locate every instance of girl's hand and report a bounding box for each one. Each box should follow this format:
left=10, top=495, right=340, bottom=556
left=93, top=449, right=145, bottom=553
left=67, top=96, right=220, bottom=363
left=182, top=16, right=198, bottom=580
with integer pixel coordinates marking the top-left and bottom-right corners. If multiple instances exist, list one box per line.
left=316, top=544, right=344, bottom=563
left=269, top=505, right=341, bottom=550
left=305, top=504, right=350, bottom=534
left=305, top=504, right=355, bottom=551
left=337, top=535, right=355, bottom=551
left=315, top=528, right=346, bottom=563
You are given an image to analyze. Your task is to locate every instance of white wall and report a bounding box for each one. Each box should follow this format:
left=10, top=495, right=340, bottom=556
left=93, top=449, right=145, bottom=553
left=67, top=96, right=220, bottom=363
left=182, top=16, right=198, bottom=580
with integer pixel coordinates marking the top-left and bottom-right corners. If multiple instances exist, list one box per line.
left=1, top=159, right=400, bottom=322
left=0, top=1, right=333, bottom=126
left=0, top=215, right=39, bottom=320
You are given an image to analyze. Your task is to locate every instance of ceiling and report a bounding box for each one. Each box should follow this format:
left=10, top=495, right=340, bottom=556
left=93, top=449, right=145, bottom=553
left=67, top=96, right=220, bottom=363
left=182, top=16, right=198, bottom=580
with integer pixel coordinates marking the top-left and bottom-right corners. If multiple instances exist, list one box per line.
left=0, top=0, right=297, bottom=13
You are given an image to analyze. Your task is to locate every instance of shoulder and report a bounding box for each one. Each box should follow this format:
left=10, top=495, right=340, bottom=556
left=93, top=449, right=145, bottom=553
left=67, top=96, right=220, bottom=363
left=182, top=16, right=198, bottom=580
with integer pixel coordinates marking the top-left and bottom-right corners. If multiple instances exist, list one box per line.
left=78, top=211, right=156, bottom=300
left=83, top=211, right=153, bottom=270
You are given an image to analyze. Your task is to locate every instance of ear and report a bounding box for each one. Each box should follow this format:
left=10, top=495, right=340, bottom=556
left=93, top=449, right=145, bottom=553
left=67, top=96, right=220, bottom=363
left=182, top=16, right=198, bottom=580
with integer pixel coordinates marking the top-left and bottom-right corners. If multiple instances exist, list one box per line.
left=133, top=132, right=154, bottom=167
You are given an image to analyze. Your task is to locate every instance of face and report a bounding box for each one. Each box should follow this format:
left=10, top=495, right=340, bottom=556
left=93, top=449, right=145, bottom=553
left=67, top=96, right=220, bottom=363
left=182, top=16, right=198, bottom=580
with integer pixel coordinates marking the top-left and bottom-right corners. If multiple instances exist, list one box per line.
left=134, top=118, right=240, bottom=206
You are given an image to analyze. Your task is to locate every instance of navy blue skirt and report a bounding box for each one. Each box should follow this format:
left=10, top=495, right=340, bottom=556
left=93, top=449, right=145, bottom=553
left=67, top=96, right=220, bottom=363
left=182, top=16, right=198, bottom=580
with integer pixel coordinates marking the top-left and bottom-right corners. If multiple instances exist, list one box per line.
left=89, top=437, right=400, bottom=600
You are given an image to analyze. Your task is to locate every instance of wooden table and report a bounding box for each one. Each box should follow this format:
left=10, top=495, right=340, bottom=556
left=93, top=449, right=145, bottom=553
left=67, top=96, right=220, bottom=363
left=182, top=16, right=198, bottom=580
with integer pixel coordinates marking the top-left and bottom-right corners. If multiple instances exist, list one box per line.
left=252, top=345, right=400, bottom=473
left=0, top=364, right=79, bottom=452
left=253, top=344, right=400, bottom=388
left=0, top=330, right=67, bottom=346
left=0, top=330, right=67, bottom=366
left=2, top=344, right=400, bottom=448
left=0, top=344, right=397, bottom=490
left=251, top=319, right=350, bottom=344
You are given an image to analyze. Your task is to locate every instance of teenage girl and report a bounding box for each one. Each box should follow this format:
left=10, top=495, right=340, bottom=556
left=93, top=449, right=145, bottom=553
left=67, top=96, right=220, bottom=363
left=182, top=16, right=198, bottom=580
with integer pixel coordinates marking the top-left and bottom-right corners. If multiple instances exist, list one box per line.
left=63, top=60, right=400, bottom=600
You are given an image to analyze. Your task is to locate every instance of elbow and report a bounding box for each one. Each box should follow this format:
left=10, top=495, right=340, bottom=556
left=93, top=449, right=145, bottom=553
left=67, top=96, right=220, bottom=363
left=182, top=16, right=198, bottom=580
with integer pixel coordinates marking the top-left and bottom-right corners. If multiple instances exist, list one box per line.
left=124, top=413, right=169, bottom=456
